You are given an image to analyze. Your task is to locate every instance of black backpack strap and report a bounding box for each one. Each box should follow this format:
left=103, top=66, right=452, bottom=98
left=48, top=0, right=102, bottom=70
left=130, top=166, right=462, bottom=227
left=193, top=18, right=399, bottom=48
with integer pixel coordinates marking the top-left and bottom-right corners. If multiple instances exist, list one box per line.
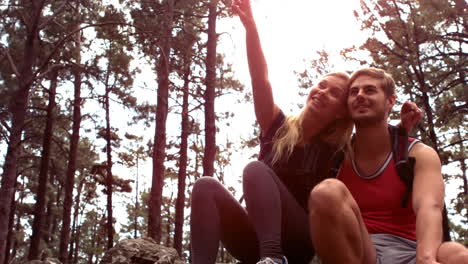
left=390, top=125, right=451, bottom=241
left=389, top=125, right=414, bottom=208
left=330, top=150, right=345, bottom=178
left=442, top=205, right=451, bottom=241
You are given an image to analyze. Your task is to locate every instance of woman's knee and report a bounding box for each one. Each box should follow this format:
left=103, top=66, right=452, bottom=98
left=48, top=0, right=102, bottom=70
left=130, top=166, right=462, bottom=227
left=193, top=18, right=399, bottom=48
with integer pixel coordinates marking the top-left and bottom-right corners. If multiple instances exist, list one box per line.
left=242, top=160, right=270, bottom=186
left=308, top=179, right=349, bottom=215
left=191, top=176, right=222, bottom=201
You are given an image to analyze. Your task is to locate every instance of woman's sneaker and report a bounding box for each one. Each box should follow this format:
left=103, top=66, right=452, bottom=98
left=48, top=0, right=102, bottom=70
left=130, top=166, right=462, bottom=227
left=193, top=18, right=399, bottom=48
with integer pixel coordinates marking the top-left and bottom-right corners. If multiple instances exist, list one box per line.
left=256, top=256, right=288, bottom=264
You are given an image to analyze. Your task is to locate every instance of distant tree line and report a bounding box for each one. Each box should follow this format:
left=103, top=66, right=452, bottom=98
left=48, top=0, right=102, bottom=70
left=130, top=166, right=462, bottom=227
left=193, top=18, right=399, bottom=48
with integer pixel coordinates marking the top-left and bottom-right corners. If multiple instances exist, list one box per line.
left=0, top=0, right=244, bottom=263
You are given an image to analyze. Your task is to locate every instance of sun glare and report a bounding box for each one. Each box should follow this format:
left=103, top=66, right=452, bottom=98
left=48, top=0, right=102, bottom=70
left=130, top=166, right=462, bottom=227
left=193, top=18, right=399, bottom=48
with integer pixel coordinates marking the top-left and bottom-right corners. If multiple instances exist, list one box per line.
left=249, top=0, right=365, bottom=110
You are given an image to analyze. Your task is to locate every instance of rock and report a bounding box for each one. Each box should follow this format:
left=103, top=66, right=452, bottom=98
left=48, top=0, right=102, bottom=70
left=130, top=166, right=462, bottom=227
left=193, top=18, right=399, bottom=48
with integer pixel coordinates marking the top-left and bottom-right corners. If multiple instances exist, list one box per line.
left=100, top=237, right=185, bottom=264
left=24, top=258, right=62, bottom=264
left=310, top=256, right=322, bottom=264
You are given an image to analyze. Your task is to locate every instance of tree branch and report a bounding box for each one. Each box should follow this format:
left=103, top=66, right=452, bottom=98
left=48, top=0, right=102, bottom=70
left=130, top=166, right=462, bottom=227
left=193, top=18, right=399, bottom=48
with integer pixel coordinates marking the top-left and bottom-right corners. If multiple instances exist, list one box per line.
left=0, top=129, right=9, bottom=144
left=35, top=64, right=64, bottom=81
left=442, top=138, right=468, bottom=150
left=38, top=0, right=70, bottom=30
left=32, top=22, right=150, bottom=86
left=450, top=103, right=468, bottom=114
left=0, top=117, right=11, bottom=133
left=0, top=46, right=21, bottom=78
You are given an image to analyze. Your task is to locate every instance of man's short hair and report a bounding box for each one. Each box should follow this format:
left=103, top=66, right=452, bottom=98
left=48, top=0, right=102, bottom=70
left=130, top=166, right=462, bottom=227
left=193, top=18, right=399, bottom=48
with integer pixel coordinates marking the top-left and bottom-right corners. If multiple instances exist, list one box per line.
left=349, top=67, right=396, bottom=97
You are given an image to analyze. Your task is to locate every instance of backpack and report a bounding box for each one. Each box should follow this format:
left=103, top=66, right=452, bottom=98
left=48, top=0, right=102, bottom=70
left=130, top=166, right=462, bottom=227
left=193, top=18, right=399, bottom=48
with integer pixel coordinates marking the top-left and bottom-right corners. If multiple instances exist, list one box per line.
left=330, top=125, right=451, bottom=242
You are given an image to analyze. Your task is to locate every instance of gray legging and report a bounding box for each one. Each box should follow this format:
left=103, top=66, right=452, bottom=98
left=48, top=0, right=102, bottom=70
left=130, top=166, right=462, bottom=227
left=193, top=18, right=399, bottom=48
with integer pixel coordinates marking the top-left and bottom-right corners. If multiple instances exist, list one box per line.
left=190, top=160, right=314, bottom=264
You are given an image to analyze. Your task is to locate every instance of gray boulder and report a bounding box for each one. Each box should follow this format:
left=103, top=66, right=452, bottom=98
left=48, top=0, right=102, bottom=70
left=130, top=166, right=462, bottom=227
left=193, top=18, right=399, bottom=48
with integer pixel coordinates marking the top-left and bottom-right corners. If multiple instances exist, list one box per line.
left=24, top=258, right=62, bottom=264
left=100, top=237, right=185, bottom=264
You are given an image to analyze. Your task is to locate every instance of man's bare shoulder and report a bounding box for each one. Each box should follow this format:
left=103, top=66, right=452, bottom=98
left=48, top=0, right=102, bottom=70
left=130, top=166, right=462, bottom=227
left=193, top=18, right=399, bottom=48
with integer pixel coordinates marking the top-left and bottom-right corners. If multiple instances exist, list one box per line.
left=409, top=141, right=441, bottom=165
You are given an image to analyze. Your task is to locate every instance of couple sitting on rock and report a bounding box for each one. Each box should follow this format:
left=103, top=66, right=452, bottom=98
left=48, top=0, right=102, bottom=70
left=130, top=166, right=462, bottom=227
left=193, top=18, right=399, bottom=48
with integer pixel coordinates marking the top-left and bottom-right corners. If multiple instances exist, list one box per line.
left=189, top=0, right=468, bottom=263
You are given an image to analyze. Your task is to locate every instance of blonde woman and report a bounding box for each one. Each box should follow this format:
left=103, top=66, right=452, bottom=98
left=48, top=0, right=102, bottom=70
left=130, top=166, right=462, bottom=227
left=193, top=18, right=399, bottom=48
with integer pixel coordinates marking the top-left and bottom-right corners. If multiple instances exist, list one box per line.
left=190, top=1, right=420, bottom=264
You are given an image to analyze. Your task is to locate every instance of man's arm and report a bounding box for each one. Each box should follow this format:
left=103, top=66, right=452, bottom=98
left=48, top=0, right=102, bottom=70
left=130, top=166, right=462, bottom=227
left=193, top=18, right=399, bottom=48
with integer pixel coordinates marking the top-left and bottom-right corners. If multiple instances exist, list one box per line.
left=411, top=143, right=445, bottom=264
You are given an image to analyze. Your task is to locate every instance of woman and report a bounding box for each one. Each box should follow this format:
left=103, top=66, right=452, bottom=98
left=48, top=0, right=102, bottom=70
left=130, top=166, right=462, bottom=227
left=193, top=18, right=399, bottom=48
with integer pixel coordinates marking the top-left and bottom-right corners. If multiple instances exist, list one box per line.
left=190, top=0, right=419, bottom=263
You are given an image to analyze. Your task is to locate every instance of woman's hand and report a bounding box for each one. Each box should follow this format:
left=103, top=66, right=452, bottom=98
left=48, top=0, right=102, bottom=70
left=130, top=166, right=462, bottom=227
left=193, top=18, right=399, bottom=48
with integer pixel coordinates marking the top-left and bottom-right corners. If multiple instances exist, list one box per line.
left=232, top=0, right=255, bottom=28
left=400, top=101, right=423, bottom=133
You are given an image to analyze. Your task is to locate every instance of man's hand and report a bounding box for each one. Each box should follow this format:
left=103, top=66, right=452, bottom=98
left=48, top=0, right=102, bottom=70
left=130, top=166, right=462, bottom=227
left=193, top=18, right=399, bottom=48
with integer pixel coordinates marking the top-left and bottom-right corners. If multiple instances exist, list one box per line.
left=232, top=0, right=255, bottom=27
left=400, top=101, right=423, bottom=133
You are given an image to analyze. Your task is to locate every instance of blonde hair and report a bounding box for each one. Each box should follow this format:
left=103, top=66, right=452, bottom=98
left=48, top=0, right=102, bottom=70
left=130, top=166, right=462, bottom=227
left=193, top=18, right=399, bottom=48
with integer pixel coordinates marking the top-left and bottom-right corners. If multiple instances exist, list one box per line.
left=270, top=72, right=354, bottom=165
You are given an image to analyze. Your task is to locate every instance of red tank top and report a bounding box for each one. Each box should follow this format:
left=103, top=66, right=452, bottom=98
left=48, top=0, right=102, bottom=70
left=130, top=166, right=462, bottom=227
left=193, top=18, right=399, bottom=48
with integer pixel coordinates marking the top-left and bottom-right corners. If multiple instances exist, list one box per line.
left=337, top=139, right=419, bottom=241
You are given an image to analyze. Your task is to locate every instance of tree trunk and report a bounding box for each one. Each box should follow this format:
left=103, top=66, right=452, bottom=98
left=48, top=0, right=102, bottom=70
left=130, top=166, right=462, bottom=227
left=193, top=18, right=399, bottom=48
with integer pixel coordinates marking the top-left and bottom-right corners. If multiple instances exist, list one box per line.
left=87, top=214, right=98, bottom=264
left=29, top=69, right=59, bottom=260
left=148, top=0, right=174, bottom=243
left=72, top=214, right=81, bottom=264
left=0, top=1, right=45, bottom=262
left=11, top=175, right=27, bottom=262
left=11, top=202, right=21, bottom=261
left=44, top=165, right=57, bottom=246
left=68, top=171, right=86, bottom=262
left=202, top=0, right=218, bottom=177
left=104, top=81, right=114, bottom=249
left=461, top=159, right=467, bottom=222
left=173, top=58, right=191, bottom=255
left=4, top=189, right=17, bottom=264
left=164, top=193, right=173, bottom=247
left=49, top=163, right=61, bottom=246
left=134, top=156, right=139, bottom=239
left=59, top=55, right=83, bottom=264
left=456, top=126, right=468, bottom=222
left=44, top=195, right=54, bottom=244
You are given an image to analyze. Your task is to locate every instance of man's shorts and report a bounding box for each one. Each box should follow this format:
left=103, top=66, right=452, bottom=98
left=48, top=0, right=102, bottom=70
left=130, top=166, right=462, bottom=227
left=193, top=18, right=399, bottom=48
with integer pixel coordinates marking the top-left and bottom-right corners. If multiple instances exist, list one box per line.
left=371, top=234, right=417, bottom=264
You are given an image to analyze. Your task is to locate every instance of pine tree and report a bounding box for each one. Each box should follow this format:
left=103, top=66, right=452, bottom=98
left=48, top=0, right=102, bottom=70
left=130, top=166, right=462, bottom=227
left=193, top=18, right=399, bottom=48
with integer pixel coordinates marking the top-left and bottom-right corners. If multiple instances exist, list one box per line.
left=28, top=69, right=59, bottom=260
left=0, top=1, right=49, bottom=260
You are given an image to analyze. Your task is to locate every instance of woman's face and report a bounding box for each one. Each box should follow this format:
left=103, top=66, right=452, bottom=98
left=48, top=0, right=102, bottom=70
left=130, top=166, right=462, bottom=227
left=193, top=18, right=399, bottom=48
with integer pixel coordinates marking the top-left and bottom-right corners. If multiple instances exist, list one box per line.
left=305, top=75, right=348, bottom=121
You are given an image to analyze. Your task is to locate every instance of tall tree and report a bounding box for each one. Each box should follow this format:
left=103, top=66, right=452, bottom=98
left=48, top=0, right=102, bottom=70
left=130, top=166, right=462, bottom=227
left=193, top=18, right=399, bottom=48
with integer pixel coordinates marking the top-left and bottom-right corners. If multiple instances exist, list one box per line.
left=148, top=0, right=175, bottom=242
left=118, top=137, right=147, bottom=239
left=202, top=0, right=218, bottom=177
left=173, top=49, right=193, bottom=255
left=104, top=61, right=115, bottom=250
left=0, top=1, right=48, bottom=261
left=68, top=169, right=86, bottom=263
left=28, top=69, right=59, bottom=259
left=93, top=6, right=137, bottom=248
left=59, top=21, right=84, bottom=264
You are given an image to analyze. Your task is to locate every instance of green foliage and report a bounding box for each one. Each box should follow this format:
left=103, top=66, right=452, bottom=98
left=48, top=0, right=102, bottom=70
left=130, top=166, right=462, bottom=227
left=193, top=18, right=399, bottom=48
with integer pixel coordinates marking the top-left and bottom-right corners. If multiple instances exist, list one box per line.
left=120, top=191, right=149, bottom=239
left=78, top=210, right=108, bottom=263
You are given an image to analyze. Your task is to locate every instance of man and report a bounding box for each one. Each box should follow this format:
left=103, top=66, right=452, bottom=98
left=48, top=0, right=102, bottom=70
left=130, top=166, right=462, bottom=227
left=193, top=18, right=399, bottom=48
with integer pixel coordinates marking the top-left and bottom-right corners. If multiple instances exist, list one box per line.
left=308, top=68, right=468, bottom=264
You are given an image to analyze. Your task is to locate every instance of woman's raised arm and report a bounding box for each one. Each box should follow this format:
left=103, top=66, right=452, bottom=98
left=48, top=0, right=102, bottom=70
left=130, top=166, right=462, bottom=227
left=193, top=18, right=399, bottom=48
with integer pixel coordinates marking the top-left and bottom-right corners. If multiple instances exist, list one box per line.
left=232, top=0, right=279, bottom=135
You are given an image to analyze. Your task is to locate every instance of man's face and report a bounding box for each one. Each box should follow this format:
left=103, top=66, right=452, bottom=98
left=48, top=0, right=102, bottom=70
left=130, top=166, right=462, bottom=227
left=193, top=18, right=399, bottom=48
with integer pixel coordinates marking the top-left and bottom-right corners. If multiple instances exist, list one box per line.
left=347, top=75, right=395, bottom=127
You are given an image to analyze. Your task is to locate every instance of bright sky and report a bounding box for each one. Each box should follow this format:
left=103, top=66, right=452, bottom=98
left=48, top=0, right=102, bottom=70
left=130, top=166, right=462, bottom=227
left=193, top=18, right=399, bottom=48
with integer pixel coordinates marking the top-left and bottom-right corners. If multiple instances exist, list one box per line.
left=218, top=0, right=366, bottom=111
